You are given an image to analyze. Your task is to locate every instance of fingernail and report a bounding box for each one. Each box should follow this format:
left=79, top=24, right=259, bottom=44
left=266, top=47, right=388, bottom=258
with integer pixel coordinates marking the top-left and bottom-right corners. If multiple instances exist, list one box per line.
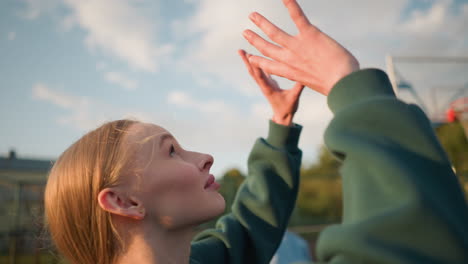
left=243, top=30, right=252, bottom=39
left=249, top=12, right=257, bottom=22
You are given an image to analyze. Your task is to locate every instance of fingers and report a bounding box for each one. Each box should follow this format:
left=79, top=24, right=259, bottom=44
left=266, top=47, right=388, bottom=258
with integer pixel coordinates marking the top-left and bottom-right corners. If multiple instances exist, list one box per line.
left=247, top=55, right=301, bottom=84
left=239, top=49, right=263, bottom=80
left=264, top=71, right=279, bottom=88
left=282, top=0, right=311, bottom=32
left=249, top=12, right=293, bottom=48
left=256, top=69, right=275, bottom=96
left=243, top=30, right=285, bottom=62
left=238, top=49, right=254, bottom=76
left=240, top=49, right=303, bottom=99
left=250, top=58, right=276, bottom=96
left=238, top=50, right=274, bottom=95
left=291, top=82, right=304, bottom=97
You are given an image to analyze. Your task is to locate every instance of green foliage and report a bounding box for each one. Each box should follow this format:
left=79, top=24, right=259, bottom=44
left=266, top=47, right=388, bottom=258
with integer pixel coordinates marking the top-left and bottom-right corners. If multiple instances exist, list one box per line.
left=218, top=169, right=246, bottom=214
left=291, top=145, right=343, bottom=225
left=435, top=121, right=468, bottom=181
left=294, top=178, right=342, bottom=223
left=301, top=146, right=341, bottom=179
left=435, top=121, right=468, bottom=200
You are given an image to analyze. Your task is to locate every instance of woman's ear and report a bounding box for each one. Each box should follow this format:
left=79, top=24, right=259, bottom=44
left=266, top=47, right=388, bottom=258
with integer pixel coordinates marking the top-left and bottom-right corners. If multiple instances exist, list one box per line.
left=98, top=188, right=145, bottom=220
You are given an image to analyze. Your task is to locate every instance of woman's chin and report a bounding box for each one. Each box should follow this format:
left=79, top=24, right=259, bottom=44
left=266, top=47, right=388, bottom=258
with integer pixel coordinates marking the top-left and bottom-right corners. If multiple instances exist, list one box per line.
left=206, top=196, right=226, bottom=221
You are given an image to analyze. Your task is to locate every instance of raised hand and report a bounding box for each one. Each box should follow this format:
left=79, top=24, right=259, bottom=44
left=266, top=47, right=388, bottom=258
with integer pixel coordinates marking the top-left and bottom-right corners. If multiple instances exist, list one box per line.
left=243, top=0, right=360, bottom=95
left=239, top=49, right=303, bottom=126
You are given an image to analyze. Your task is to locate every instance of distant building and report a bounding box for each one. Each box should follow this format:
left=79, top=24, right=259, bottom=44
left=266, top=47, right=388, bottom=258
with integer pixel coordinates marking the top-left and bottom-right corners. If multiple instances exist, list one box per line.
left=0, top=150, right=53, bottom=260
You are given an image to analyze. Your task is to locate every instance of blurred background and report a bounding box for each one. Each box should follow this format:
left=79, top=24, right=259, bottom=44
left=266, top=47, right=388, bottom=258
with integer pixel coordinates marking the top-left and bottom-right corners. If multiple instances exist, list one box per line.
left=1, top=0, right=467, bottom=263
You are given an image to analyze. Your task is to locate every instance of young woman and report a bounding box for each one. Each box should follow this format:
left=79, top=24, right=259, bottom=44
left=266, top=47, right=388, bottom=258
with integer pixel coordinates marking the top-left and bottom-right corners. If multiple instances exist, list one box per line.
left=243, top=0, right=468, bottom=263
left=44, top=19, right=304, bottom=264
left=46, top=0, right=468, bottom=263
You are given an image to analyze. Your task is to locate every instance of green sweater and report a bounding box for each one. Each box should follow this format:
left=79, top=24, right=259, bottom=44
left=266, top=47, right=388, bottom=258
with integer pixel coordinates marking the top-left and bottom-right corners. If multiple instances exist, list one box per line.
left=190, top=69, right=468, bottom=264
left=316, top=69, right=468, bottom=263
left=190, top=121, right=303, bottom=264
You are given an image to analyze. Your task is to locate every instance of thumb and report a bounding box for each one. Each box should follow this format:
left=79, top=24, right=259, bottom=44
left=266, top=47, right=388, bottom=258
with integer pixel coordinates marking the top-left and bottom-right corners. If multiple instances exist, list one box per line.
left=292, top=82, right=305, bottom=98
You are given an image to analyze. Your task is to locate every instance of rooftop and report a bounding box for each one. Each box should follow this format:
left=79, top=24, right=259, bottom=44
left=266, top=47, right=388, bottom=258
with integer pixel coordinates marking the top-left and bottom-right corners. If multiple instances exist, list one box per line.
left=0, top=150, right=54, bottom=173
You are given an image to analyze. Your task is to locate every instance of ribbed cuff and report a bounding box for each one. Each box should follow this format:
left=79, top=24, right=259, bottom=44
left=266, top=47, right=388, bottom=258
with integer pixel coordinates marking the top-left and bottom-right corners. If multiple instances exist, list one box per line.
left=266, top=120, right=302, bottom=150
left=328, top=68, right=396, bottom=114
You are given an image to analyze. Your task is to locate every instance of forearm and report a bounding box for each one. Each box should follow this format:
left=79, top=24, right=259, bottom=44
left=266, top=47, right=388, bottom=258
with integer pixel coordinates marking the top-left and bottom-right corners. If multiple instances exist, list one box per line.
left=316, top=69, right=468, bottom=263
left=191, top=121, right=302, bottom=264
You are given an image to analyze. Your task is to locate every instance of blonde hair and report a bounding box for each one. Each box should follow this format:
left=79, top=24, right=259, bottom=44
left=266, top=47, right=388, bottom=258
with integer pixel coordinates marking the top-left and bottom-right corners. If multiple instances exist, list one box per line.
left=45, top=119, right=138, bottom=264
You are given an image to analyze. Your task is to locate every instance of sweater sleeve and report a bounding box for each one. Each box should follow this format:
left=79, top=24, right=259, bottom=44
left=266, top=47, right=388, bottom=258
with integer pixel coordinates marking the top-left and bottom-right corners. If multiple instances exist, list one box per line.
left=315, top=69, right=468, bottom=263
left=190, top=121, right=302, bottom=264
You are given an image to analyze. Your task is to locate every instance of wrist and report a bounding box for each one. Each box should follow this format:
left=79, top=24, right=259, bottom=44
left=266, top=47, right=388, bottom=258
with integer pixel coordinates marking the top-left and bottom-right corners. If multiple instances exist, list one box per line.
left=272, top=113, right=293, bottom=126
left=327, top=58, right=360, bottom=96
left=267, top=120, right=302, bottom=151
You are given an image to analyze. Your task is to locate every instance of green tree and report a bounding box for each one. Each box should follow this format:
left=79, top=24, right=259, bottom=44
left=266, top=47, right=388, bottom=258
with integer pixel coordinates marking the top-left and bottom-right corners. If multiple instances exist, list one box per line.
left=291, top=145, right=343, bottom=225
left=301, top=146, right=341, bottom=179
left=218, top=169, right=246, bottom=214
left=435, top=121, right=468, bottom=181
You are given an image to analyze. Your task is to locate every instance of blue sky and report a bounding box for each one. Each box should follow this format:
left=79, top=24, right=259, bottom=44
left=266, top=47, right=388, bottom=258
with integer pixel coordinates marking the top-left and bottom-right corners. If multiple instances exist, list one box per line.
left=1, top=0, right=467, bottom=176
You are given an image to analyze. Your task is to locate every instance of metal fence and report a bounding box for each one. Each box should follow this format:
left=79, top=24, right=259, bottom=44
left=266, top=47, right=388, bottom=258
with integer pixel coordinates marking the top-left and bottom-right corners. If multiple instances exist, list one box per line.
left=0, top=180, right=59, bottom=264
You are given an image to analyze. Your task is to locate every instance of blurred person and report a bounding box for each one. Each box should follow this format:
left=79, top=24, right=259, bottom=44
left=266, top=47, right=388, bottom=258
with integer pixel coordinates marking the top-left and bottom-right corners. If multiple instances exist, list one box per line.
left=242, top=0, right=468, bottom=263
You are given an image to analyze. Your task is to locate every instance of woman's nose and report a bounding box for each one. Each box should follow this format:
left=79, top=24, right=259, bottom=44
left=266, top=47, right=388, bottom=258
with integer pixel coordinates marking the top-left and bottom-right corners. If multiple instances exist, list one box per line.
left=199, top=154, right=214, bottom=172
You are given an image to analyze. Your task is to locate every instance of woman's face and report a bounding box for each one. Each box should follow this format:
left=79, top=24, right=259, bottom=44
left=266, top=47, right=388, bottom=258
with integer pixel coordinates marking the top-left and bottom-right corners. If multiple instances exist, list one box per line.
left=124, top=123, right=225, bottom=229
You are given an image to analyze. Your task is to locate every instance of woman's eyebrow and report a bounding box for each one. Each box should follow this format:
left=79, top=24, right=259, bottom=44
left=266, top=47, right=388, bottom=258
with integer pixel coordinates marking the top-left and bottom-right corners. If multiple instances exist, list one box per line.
left=158, top=133, right=174, bottom=148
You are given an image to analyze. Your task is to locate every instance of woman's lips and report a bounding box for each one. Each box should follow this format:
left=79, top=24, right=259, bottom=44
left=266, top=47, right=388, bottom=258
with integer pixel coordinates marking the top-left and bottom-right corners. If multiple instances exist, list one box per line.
left=204, top=174, right=220, bottom=190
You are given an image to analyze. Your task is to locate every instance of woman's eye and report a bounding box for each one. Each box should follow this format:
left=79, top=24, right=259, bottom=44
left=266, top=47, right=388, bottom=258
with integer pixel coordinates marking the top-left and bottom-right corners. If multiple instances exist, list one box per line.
left=169, top=145, right=176, bottom=157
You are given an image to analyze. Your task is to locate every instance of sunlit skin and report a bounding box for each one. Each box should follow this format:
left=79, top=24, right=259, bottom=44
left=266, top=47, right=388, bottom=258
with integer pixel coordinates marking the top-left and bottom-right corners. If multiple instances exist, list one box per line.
left=97, top=123, right=225, bottom=264
left=123, top=123, right=226, bottom=229
left=243, top=0, right=360, bottom=96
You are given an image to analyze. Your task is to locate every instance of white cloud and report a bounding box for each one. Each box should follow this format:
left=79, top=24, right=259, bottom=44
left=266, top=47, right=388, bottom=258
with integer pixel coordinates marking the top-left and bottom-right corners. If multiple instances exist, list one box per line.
left=104, top=71, right=138, bottom=91
left=176, top=0, right=467, bottom=87
left=175, top=0, right=283, bottom=95
left=96, top=61, right=107, bottom=71
left=22, top=0, right=468, bottom=175
left=21, top=0, right=173, bottom=73
left=175, top=0, right=409, bottom=95
left=173, top=0, right=467, bottom=125
left=251, top=101, right=270, bottom=120
left=7, top=32, right=16, bottom=41
left=33, top=83, right=85, bottom=109
left=397, top=1, right=468, bottom=55
left=167, top=91, right=237, bottom=117
left=19, top=0, right=59, bottom=20
left=61, top=0, right=174, bottom=73
left=167, top=91, right=191, bottom=106
left=403, top=2, right=446, bottom=34
left=31, top=83, right=330, bottom=175
left=32, top=83, right=98, bottom=130
left=166, top=88, right=332, bottom=173
left=32, top=83, right=154, bottom=131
